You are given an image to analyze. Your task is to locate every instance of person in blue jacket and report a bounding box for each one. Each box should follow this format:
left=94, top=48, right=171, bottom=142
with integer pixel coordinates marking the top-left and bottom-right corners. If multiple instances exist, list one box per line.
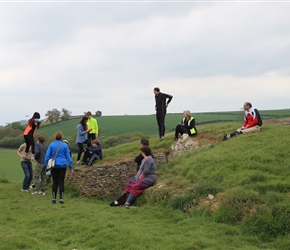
left=76, top=116, right=91, bottom=164
left=45, top=131, right=73, bottom=204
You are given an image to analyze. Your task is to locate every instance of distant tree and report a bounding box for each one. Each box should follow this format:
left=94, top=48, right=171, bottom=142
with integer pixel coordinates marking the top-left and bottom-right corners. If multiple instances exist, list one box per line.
left=95, top=111, right=102, bottom=117
left=61, top=108, right=72, bottom=121
left=11, top=122, right=24, bottom=131
left=46, top=109, right=61, bottom=123
left=46, top=110, right=54, bottom=124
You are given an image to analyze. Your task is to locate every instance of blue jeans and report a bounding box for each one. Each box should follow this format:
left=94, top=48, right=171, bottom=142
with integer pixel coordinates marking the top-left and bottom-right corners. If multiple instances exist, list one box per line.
left=21, top=161, right=33, bottom=190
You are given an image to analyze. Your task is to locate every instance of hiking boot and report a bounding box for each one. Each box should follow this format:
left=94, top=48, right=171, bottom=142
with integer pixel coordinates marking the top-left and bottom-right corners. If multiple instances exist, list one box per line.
left=123, top=204, right=130, bottom=209
left=59, top=199, right=64, bottom=204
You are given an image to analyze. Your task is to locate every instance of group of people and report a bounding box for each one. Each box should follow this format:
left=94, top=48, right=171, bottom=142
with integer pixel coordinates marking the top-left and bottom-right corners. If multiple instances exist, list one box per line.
left=19, top=111, right=103, bottom=204
left=18, top=87, right=263, bottom=208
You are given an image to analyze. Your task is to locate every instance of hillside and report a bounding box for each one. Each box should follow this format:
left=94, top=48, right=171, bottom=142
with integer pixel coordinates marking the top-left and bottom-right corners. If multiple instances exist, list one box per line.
left=1, top=121, right=290, bottom=249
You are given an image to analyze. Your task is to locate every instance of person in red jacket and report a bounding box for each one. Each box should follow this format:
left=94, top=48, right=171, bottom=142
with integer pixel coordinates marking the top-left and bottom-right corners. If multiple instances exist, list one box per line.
left=224, top=102, right=262, bottom=140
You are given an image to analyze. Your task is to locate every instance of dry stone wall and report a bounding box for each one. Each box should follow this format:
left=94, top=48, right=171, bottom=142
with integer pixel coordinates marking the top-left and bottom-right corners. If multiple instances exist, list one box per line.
left=66, top=136, right=200, bottom=198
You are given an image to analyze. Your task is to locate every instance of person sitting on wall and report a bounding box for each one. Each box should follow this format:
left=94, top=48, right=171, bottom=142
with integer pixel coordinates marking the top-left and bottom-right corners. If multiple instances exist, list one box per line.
left=174, top=110, right=197, bottom=140
left=82, top=139, right=103, bottom=166
left=110, top=146, right=156, bottom=208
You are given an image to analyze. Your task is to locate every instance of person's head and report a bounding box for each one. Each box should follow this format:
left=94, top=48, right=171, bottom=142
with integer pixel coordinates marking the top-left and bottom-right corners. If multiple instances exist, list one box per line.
left=153, top=87, right=160, bottom=96
left=32, top=112, right=40, bottom=119
left=86, top=111, right=92, bottom=118
left=140, top=138, right=149, bottom=147
left=92, top=139, right=100, bottom=146
left=80, top=116, right=88, bottom=130
left=54, top=131, right=63, bottom=140
left=243, top=102, right=252, bottom=111
left=183, top=110, right=191, bottom=119
left=140, top=145, right=152, bottom=157
left=37, top=136, right=45, bottom=144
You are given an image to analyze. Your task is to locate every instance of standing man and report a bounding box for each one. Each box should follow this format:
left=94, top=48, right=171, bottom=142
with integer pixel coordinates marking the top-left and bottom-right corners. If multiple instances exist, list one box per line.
left=86, top=111, right=99, bottom=141
left=31, top=137, right=47, bottom=195
left=224, top=102, right=263, bottom=140
left=154, top=87, right=173, bottom=139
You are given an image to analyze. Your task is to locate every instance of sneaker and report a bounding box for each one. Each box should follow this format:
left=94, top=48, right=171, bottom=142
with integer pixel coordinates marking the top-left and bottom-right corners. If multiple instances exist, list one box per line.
left=52, top=199, right=56, bottom=204
left=160, top=136, right=164, bottom=140
left=60, top=199, right=64, bottom=204
left=41, top=192, right=46, bottom=196
left=123, top=204, right=130, bottom=209
left=76, top=160, right=82, bottom=164
left=21, top=189, right=29, bottom=192
left=110, top=200, right=119, bottom=207
left=31, top=191, right=42, bottom=195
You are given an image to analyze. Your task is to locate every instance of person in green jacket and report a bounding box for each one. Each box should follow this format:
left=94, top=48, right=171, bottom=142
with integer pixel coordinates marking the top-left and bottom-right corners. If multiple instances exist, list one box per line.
left=174, top=110, right=197, bottom=140
left=86, top=111, right=99, bottom=141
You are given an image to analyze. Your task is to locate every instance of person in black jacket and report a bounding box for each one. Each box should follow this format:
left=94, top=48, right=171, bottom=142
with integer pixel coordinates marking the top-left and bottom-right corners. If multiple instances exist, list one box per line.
left=82, top=139, right=103, bottom=166
left=174, top=110, right=197, bottom=140
left=154, top=87, right=173, bottom=139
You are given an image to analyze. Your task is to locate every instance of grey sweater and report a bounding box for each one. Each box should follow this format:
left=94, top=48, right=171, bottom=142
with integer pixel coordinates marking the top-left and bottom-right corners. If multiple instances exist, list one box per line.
left=34, top=142, right=46, bottom=164
left=133, top=156, right=157, bottom=186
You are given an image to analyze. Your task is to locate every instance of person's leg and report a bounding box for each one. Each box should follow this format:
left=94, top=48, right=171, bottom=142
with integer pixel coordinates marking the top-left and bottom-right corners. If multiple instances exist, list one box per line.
left=40, top=165, right=47, bottom=193
left=156, top=113, right=162, bottom=138
left=87, top=153, right=99, bottom=166
left=33, top=163, right=42, bottom=192
left=240, top=125, right=261, bottom=134
left=58, top=168, right=67, bottom=203
left=123, top=180, right=149, bottom=208
left=77, top=143, right=84, bottom=161
left=21, top=161, right=32, bottom=191
left=161, top=112, right=166, bottom=137
left=82, top=150, right=89, bottom=164
left=23, top=135, right=30, bottom=154
left=27, top=161, right=33, bottom=187
left=110, top=193, right=127, bottom=206
left=51, top=169, right=59, bottom=203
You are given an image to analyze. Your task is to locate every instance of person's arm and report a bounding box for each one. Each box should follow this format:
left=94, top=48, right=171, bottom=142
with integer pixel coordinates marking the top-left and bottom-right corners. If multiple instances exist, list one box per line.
left=65, top=146, right=73, bottom=171
left=17, top=145, right=25, bottom=160
left=78, top=124, right=89, bottom=135
left=34, top=144, right=40, bottom=160
left=95, top=119, right=99, bottom=136
left=165, top=93, right=173, bottom=105
left=184, top=118, right=195, bottom=130
left=139, top=158, right=152, bottom=179
left=44, top=145, right=52, bottom=166
left=35, top=114, right=51, bottom=123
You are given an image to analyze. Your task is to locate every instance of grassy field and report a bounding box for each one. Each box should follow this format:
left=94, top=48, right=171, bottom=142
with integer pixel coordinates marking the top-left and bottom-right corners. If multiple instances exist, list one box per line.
left=1, top=121, right=290, bottom=249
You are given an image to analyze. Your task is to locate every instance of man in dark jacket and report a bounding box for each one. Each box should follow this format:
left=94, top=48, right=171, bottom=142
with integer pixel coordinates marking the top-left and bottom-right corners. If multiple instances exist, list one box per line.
left=154, top=87, right=173, bottom=139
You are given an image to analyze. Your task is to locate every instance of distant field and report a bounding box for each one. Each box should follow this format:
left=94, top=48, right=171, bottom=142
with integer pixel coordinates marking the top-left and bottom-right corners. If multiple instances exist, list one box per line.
left=39, top=109, right=290, bottom=138
left=0, top=148, right=24, bottom=182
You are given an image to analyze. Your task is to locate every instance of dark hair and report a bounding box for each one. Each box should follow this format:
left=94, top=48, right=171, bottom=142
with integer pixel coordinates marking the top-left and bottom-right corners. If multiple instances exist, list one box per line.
left=38, top=136, right=45, bottom=143
left=79, top=116, right=88, bottom=131
left=140, top=138, right=149, bottom=146
left=54, top=131, right=63, bottom=140
left=29, top=112, right=41, bottom=129
left=140, top=146, right=152, bottom=156
left=245, top=102, right=252, bottom=108
left=154, top=87, right=160, bottom=92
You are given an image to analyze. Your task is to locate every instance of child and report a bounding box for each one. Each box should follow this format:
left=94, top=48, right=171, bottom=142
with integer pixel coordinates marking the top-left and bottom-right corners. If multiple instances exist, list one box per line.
left=23, top=112, right=51, bottom=160
left=82, top=139, right=102, bottom=166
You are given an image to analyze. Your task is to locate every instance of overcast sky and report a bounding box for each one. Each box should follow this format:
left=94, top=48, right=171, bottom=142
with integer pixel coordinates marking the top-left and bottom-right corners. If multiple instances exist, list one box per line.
left=1, top=1, right=290, bottom=126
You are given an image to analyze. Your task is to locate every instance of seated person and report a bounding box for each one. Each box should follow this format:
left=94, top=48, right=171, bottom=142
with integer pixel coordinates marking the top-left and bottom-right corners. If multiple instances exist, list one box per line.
left=224, top=102, right=262, bottom=140
left=110, top=146, right=156, bottom=208
left=174, top=110, right=197, bottom=140
left=82, top=139, right=102, bottom=166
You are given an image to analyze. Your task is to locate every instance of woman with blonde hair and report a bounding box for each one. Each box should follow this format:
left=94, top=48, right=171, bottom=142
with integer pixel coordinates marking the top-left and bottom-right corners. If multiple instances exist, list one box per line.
left=174, top=110, right=197, bottom=140
left=45, top=131, right=73, bottom=204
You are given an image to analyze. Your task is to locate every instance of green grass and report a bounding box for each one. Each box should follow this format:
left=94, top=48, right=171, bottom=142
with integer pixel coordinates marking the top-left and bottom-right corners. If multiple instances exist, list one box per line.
left=2, top=121, right=290, bottom=249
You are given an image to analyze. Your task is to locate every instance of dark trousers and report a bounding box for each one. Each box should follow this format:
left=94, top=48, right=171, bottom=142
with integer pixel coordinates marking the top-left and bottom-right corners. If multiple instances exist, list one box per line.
left=175, top=125, right=188, bottom=138
left=156, top=112, right=166, bottom=138
left=51, top=168, right=67, bottom=200
left=88, top=133, right=96, bottom=141
left=23, top=135, right=35, bottom=154
left=77, top=139, right=91, bottom=161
